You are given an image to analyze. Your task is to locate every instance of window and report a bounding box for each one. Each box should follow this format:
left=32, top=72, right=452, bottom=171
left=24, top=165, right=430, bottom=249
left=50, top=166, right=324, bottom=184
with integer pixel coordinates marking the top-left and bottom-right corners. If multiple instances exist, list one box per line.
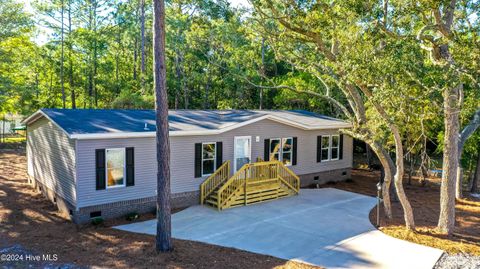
left=270, top=138, right=281, bottom=161
left=282, top=137, right=293, bottom=165
left=270, top=137, right=293, bottom=165
left=331, top=135, right=340, bottom=160
left=202, top=142, right=216, bottom=176
left=106, top=148, right=125, bottom=188
left=321, top=136, right=330, bottom=161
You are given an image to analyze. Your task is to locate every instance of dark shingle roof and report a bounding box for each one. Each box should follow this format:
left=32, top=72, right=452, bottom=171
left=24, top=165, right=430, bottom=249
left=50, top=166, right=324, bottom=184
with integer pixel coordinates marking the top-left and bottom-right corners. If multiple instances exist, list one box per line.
left=26, top=108, right=350, bottom=138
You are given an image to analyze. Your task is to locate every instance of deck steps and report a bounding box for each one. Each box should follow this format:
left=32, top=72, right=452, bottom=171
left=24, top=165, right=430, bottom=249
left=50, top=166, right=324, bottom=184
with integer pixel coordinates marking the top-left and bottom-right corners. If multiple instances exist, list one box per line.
left=200, top=160, right=300, bottom=210
left=206, top=179, right=294, bottom=209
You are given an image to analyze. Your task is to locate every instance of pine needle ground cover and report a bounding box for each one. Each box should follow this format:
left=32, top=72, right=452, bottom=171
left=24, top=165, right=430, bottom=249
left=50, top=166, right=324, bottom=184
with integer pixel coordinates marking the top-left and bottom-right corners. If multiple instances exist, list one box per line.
left=321, top=169, right=480, bottom=256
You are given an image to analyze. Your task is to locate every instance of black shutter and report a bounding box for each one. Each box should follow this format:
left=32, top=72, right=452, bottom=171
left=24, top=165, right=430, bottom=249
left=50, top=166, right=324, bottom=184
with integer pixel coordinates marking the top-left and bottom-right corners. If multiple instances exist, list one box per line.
left=316, top=136, right=322, bottom=163
left=339, top=134, right=344, bottom=160
left=194, top=143, right=202, bottom=178
left=264, top=139, right=270, bottom=161
left=95, top=149, right=106, bottom=190
left=292, top=137, right=297, bottom=165
left=216, top=142, right=223, bottom=169
left=126, top=147, right=135, bottom=186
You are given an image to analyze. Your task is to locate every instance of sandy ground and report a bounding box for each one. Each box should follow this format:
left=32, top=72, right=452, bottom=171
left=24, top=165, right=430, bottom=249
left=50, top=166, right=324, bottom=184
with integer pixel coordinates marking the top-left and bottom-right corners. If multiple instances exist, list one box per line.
left=0, top=148, right=318, bottom=269
left=318, top=169, right=480, bottom=255
left=1, top=146, right=478, bottom=268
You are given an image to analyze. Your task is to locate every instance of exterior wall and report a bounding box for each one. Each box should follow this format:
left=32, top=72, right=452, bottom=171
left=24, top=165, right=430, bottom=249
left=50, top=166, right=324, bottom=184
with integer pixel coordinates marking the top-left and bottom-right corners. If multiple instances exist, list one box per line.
left=75, top=118, right=352, bottom=210
left=27, top=117, right=77, bottom=210
left=76, top=137, right=157, bottom=208
left=73, top=192, right=198, bottom=224
left=299, top=168, right=352, bottom=187
left=170, top=118, right=353, bottom=193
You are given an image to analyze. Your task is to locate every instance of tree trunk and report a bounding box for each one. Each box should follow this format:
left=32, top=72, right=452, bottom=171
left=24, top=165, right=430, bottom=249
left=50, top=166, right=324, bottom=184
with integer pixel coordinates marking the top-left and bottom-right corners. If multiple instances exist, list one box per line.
left=140, top=0, right=146, bottom=92
left=133, top=36, right=138, bottom=81
left=153, top=0, right=172, bottom=252
left=369, top=140, right=394, bottom=219
left=174, top=49, right=182, bottom=110
left=360, top=86, right=415, bottom=229
left=366, top=143, right=373, bottom=168
left=60, top=0, right=65, bottom=108
left=471, top=152, right=480, bottom=194
left=68, top=0, right=75, bottom=109
left=259, top=37, right=266, bottom=110
left=456, top=109, right=480, bottom=198
left=438, top=84, right=461, bottom=234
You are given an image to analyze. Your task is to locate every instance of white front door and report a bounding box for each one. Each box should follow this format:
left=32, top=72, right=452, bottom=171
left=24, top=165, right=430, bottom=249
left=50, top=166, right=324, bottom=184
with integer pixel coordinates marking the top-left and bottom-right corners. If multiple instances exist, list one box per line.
left=234, top=136, right=251, bottom=171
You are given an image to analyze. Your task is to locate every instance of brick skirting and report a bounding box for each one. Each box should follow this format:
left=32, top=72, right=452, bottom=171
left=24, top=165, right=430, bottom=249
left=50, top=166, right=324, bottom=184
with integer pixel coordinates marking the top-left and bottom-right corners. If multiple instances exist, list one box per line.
left=299, top=168, right=352, bottom=187
left=32, top=168, right=350, bottom=224
left=73, top=191, right=199, bottom=224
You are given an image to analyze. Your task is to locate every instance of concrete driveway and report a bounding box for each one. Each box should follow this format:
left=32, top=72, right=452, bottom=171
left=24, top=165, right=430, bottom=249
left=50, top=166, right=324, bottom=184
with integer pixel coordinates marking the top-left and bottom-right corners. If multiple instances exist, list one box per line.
left=115, top=188, right=443, bottom=269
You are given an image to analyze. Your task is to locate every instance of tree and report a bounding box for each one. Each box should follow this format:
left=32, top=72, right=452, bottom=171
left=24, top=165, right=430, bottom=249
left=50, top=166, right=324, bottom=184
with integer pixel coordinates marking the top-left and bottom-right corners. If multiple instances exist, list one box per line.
left=153, top=0, right=172, bottom=252
left=456, top=109, right=480, bottom=198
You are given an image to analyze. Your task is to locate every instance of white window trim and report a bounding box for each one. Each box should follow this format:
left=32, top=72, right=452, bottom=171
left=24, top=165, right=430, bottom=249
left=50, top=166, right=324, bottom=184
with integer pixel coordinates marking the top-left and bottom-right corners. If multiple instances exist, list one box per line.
left=331, top=135, right=340, bottom=161
left=281, top=137, right=293, bottom=166
left=234, top=136, right=252, bottom=171
left=269, top=138, right=281, bottom=161
left=269, top=137, right=294, bottom=166
left=321, top=136, right=331, bottom=162
left=105, top=148, right=126, bottom=189
left=201, top=142, right=216, bottom=177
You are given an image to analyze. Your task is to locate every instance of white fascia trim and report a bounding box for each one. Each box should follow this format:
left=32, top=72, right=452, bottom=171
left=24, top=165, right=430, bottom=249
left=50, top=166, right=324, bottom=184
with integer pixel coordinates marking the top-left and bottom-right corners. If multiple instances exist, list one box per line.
left=23, top=110, right=73, bottom=139
left=34, top=112, right=351, bottom=140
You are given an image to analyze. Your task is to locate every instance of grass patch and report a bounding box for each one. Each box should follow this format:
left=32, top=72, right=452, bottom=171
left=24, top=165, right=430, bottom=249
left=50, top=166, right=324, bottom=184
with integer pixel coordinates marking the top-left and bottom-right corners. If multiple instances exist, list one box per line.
left=380, top=226, right=480, bottom=255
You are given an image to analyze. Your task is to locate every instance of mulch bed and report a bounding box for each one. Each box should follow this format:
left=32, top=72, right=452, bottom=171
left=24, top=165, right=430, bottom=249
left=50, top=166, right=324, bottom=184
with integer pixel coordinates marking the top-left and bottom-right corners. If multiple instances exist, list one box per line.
left=317, top=169, right=480, bottom=255
left=0, top=148, right=319, bottom=269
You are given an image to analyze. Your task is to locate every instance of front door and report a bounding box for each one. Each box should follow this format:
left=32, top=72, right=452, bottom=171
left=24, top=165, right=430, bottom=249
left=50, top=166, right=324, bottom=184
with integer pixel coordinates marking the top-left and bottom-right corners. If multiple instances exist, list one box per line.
left=234, top=136, right=251, bottom=171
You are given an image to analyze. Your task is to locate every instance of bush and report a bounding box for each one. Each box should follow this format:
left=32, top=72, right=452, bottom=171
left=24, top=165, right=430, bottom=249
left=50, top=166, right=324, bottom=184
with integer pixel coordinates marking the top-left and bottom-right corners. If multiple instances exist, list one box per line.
left=91, top=217, right=104, bottom=226
left=125, top=212, right=139, bottom=221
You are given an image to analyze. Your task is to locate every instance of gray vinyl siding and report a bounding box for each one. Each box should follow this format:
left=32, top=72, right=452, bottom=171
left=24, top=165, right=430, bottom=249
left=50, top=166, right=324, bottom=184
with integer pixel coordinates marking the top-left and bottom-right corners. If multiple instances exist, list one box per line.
left=171, top=118, right=353, bottom=194
left=76, top=137, right=157, bottom=208
left=27, top=117, right=77, bottom=206
left=75, top=118, right=352, bottom=208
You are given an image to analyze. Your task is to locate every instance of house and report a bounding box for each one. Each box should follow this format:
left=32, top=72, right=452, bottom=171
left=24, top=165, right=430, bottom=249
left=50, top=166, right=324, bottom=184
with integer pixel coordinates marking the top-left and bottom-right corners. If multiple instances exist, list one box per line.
left=24, top=109, right=353, bottom=223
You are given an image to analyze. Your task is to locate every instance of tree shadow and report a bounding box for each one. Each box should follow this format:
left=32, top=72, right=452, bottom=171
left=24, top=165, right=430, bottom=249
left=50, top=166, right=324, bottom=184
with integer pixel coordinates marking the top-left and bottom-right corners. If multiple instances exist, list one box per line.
left=0, top=149, right=323, bottom=269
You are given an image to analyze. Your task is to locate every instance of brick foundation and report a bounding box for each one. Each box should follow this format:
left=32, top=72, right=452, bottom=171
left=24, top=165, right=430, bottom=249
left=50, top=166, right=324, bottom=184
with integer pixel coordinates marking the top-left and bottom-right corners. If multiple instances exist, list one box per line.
left=73, top=191, right=199, bottom=224
left=32, top=168, right=350, bottom=224
left=299, top=168, right=352, bottom=187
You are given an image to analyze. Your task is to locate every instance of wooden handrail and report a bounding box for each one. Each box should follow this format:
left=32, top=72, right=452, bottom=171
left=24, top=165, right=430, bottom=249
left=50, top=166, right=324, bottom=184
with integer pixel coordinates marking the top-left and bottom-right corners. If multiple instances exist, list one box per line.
left=217, top=163, right=251, bottom=209
left=215, top=160, right=300, bottom=209
left=277, top=162, right=300, bottom=193
left=200, top=160, right=230, bottom=204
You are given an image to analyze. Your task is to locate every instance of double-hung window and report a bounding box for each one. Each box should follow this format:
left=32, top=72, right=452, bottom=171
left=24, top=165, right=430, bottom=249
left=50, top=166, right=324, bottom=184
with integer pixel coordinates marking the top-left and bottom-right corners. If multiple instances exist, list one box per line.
left=202, top=142, right=216, bottom=176
left=331, top=135, right=340, bottom=160
left=320, top=135, right=340, bottom=161
left=269, top=138, right=281, bottom=161
left=321, top=136, right=330, bottom=161
left=270, top=137, right=294, bottom=165
left=282, top=138, right=293, bottom=165
left=106, top=148, right=126, bottom=188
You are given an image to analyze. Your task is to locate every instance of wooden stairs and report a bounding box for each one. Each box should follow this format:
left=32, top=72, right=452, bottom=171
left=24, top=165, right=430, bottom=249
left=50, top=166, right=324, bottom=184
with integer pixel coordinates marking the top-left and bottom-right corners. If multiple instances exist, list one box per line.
left=200, top=160, right=300, bottom=210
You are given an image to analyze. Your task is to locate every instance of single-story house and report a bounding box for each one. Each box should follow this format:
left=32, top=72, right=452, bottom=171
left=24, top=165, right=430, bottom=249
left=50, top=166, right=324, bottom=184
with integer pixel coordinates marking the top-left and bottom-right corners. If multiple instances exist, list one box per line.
left=24, top=109, right=353, bottom=223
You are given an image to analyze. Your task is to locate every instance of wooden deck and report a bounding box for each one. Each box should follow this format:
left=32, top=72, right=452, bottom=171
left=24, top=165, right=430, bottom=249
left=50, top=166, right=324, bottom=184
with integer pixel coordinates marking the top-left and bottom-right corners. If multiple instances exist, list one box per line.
left=200, top=160, right=300, bottom=210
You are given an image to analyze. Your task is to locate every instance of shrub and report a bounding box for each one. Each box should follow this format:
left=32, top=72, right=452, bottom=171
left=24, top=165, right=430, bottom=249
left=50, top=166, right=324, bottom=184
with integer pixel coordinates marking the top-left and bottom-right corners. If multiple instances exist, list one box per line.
left=125, top=212, right=139, bottom=221
left=91, top=217, right=104, bottom=226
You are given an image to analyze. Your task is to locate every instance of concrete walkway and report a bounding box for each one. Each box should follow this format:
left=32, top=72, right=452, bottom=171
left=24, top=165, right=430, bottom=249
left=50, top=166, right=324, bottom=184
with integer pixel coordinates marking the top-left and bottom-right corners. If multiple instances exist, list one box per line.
left=115, top=188, right=443, bottom=269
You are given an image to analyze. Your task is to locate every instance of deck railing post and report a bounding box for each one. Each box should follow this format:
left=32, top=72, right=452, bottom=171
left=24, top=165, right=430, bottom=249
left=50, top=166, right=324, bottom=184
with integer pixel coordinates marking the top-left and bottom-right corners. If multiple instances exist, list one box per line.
left=244, top=168, right=247, bottom=205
